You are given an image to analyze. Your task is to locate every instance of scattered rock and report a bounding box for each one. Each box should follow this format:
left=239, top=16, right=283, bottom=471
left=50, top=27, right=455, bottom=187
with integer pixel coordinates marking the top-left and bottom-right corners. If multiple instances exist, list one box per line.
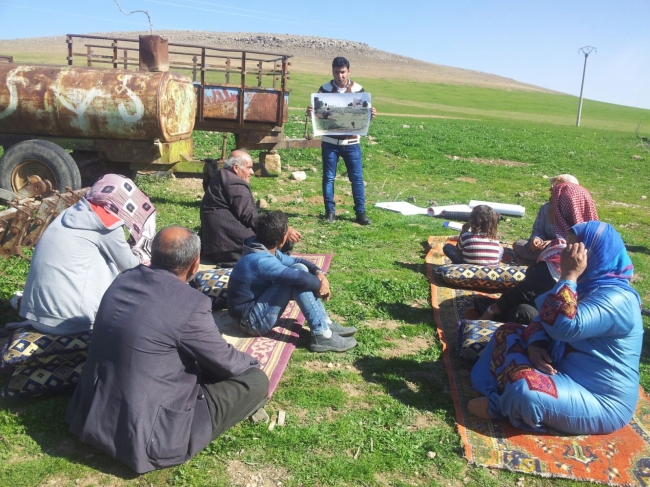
left=295, top=197, right=304, bottom=203
left=642, top=196, right=647, bottom=200
left=419, top=125, right=424, bottom=129
left=363, top=181, right=368, bottom=187
left=427, top=451, right=437, bottom=459
left=310, top=166, right=318, bottom=172
left=516, top=192, right=524, bottom=197
left=278, top=410, right=286, bottom=426
left=268, top=194, right=278, bottom=203
left=402, top=124, right=410, bottom=128
left=632, top=155, right=643, bottom=160
left=250, top=407, right=270, bottom=423
left=542, top=175, right=549, bottom=179
left=291, top=171, right=307, bottom=181
left=257, top=198, right=269, bottom=209
left=327, top=362, right=334, bottom=368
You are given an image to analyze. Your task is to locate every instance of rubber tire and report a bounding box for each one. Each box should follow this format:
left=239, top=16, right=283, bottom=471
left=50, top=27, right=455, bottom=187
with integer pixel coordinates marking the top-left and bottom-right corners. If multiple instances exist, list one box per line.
left=0, top=140, right=82, bottom=194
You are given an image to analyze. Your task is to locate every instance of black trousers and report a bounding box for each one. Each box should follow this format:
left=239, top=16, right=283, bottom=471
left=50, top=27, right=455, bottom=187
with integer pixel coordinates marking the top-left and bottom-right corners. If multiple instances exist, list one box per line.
left=201, top=367, right=269, bottom=440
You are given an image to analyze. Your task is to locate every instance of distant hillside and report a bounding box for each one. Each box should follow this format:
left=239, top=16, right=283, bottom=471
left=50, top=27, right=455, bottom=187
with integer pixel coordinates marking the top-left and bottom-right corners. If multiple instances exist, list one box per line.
left=0, top=30, right=558, bottom=93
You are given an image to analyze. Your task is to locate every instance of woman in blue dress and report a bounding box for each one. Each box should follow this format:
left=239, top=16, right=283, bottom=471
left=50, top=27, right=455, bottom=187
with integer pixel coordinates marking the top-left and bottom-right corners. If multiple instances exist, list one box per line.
left=469, top=221, right=643, bottom=434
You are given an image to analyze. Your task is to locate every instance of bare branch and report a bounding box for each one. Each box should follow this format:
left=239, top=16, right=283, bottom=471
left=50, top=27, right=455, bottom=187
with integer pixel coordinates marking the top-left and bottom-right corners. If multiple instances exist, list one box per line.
left=114, top=0, right=153, bottom=35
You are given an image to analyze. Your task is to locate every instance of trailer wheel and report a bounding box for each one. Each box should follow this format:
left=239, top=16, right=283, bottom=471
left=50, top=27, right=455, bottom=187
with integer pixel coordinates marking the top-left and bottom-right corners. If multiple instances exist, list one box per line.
left=0, top=140, right=82, bottom=196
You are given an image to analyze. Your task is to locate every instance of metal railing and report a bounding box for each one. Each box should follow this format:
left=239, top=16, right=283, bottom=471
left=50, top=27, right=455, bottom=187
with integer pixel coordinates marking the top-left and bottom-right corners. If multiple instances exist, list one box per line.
left=65, top=34, right=292, bottom=126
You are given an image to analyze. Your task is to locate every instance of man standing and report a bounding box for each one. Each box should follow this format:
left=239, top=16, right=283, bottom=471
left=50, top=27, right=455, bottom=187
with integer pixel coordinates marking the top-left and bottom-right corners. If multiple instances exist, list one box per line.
left=201, top=149, right=301, bottom=265
left=307, top=56, right=377, bottom=225
left=66, top=226, right=269, bottom=473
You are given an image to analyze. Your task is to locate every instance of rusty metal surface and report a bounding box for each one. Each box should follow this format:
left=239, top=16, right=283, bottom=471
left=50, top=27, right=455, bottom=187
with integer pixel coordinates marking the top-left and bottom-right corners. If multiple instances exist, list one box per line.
left=199, top=85, right=289, bottom=123
left=0, top=187, right=87, bottom=259
left=0, top=64, right=195, bottom=142
left=139, top=35, right=169, bottom=72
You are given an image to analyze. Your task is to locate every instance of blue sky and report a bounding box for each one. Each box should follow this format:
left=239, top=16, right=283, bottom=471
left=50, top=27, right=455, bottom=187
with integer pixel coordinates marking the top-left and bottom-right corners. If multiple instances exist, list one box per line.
left=1, top=0, right=649, bottom=109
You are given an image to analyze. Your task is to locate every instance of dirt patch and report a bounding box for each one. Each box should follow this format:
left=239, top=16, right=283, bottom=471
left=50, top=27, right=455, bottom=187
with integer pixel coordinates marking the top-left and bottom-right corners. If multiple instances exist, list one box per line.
left=227, top=459, right=291, bottom=487
left=445, top=155, right=529, bottom=167
left=363, top=319, right=404, bottom=331
left=302, top=360, right=361, bottom=374
left=382, top=336, right=432, bottom=358
left=411, top=411, right=446, bottom=431
left=40, top=473, right=124, bottom=487
left=456, top=177, right=477, bottom=183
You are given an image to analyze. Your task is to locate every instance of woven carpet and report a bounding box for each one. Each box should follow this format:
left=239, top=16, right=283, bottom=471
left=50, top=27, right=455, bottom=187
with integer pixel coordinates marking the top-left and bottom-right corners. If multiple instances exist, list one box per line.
left=212, top=253, right=332, bottom=398
left=426, top=236, right=650, bottom=486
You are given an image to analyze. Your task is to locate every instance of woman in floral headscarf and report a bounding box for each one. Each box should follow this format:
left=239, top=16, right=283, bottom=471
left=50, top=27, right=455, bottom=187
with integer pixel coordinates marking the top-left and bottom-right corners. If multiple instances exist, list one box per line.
left=481, top=180, right=598, bottom=324
left=470, top=222, right=642, bottom=435
left=513, top=174, right=583, bottom=263
left=19, top=174, right=156, bottom=335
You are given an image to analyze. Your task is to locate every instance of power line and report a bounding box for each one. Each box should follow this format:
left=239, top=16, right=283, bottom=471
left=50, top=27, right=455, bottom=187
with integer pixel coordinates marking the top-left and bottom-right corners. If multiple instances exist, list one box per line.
left=576, top=46, right=596, bottom=127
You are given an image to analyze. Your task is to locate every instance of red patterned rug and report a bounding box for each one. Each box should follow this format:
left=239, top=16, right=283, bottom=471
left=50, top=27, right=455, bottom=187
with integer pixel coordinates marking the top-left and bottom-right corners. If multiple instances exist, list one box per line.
left=213, top=253, right=332, bottom=398
left=426, top=236, right=650, bottom=486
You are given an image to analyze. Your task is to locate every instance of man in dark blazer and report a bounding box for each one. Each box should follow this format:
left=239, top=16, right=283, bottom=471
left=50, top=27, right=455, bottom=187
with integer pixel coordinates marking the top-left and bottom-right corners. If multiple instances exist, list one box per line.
left=200, top=150, right=302, bottom=266
left=66, top=226, right=269, bottom=474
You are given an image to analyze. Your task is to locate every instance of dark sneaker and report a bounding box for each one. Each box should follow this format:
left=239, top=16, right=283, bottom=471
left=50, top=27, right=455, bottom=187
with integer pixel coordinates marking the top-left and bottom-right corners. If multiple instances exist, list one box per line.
left=327, top=322, right=357, bottom=337
left=325, top=211, right=336, bottom=223
left=310, top=332, right=357, bottom=352
left=355, top=212, right=371, bottom=225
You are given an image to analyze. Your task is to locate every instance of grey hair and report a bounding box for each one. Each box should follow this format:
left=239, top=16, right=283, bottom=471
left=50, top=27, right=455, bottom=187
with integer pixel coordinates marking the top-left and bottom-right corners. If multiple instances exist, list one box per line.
left=223, top=150, right=250, bottom=170
left=151, top=226, right=201, bottom=274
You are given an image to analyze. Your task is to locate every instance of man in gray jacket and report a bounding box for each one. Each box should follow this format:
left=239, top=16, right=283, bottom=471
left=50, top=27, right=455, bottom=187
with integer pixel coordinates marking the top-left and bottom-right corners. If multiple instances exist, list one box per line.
left=66, top=226, right=269, bottom=473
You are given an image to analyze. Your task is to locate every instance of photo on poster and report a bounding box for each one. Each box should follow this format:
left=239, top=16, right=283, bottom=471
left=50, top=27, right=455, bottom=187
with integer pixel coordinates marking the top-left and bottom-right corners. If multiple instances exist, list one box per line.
left=311, top=92, right=372, bottom=136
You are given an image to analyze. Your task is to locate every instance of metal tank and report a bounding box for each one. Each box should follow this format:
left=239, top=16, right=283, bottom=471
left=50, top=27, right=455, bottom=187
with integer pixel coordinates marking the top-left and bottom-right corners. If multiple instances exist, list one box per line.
left=0, top=64, right=195, bottom=142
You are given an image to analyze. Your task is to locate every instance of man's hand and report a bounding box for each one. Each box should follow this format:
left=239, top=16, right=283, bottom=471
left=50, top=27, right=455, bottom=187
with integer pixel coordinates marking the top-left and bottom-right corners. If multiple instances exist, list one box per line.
left=560, top=242, right=588, bottom=282
left=527, top=344, right=557, bottom=375
left=530, top=238, right=551, bottom=251
left=306, top=106, right=313, bottom=117
left=370, top=107, right=377, bottom=120
left=461, top=222, right=471, bottom=233
left=316, top=272, right=331, bottom=301
left=479, top=302, right=500, bottom=320
left=286, top=227, right=302, bottom=243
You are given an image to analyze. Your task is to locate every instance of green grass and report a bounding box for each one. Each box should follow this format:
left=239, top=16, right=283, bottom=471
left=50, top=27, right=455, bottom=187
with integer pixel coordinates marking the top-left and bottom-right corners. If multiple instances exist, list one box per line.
left=1, top=59, right=650, bottom=485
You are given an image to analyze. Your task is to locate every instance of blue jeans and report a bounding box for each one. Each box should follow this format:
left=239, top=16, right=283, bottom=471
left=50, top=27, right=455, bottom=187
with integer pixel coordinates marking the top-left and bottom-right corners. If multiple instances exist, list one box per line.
left=322, top=142, right=365, bottom=214
left=241, top=264, right=331, bottom=336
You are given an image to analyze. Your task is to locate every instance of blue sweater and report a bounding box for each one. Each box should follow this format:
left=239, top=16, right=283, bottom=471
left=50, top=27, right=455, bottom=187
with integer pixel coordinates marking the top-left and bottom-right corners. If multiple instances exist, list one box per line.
left=227, top=237, right=322, bottom=320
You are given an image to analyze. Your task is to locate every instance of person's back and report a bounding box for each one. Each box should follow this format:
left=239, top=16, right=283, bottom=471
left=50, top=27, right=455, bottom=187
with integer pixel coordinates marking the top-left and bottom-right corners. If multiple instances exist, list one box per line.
left=457, top=232, right=502, bottom=266
left=66, top=226, right=266, bottom=473
left=20, top=198, right=139, bottom=335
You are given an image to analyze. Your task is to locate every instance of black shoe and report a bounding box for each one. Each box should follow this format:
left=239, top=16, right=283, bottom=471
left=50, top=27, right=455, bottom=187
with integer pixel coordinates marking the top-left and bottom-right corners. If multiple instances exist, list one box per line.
left=355, top=212, right=371, bottom=225
left=309, top=332, right=357, bottom=352
left=325, top=211, right=336, bottom=223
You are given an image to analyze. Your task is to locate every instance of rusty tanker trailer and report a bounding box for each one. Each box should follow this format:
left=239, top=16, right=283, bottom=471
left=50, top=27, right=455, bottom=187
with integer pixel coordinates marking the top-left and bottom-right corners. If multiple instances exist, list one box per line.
left=0, top=63, right=196, bottom=196
left=0, top=34, right=319, bottom=258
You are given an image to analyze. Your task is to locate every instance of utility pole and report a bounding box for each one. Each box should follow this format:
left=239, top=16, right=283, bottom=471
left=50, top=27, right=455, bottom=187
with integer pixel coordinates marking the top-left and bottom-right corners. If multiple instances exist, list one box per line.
left=576, top=46, right=596, bottom=127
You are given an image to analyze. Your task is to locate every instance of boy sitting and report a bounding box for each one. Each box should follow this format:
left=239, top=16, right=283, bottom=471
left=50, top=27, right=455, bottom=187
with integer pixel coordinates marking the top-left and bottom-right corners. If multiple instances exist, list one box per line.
left=228, top=211, right=357, bottom=353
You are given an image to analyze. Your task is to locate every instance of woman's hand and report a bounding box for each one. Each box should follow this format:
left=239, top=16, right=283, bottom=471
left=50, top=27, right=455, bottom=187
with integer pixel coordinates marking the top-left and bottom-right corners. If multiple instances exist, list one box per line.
left=560, top=242, right=588, bottom=282
left=530, top=238, right=551, bottom=251
left=528, top=344, right=557, bottom=375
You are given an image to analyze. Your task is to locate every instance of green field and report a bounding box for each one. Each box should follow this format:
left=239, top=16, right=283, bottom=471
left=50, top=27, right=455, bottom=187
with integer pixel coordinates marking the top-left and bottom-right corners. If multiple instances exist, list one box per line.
left=1, top=59, right=650, bottom=486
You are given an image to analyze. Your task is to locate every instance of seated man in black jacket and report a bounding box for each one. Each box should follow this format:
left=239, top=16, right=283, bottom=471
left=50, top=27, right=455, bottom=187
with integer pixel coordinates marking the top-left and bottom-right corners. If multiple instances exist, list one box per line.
left=66, top=226, right=269, bottom=473
left=200, top=150, right=301, bottom=266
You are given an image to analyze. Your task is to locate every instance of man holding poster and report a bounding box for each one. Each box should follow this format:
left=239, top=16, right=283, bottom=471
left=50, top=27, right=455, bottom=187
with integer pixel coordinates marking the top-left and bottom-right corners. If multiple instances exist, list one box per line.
left=306, top=57, right=377, bottom=225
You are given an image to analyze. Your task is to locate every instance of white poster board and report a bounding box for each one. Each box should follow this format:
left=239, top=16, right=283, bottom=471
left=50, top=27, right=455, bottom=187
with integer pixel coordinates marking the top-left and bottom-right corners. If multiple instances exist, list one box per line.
left=311, top=92, right=372, bottom=136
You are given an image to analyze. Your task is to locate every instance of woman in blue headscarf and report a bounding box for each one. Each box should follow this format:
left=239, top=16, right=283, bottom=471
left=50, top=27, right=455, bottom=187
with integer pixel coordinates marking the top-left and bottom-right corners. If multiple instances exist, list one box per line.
left=469, top=221, right=643, bottom=434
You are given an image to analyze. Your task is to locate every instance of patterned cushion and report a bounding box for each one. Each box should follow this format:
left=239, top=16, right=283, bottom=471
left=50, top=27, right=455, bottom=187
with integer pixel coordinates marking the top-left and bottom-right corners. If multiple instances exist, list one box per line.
left=2, top=326, right=92, bottom=366
left=457, top=319, right=502, bottom=363
left=2, top=361, right=85, bottom=399
left=191, top=268, right=232, bottom=310
left=436, top=264, right=527, bottom=290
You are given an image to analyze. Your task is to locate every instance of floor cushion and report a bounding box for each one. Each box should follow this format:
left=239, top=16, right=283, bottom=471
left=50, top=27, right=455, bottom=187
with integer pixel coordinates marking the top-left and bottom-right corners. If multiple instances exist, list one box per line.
left=3, top=362, right=85, bottom=399
left=436, top=263, right=527, bottom=291
left=2, top=326, right=92, bottom=367
left=191, top=268, right=232, bottom=310
left=457, top=319, right=502, bottom=363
